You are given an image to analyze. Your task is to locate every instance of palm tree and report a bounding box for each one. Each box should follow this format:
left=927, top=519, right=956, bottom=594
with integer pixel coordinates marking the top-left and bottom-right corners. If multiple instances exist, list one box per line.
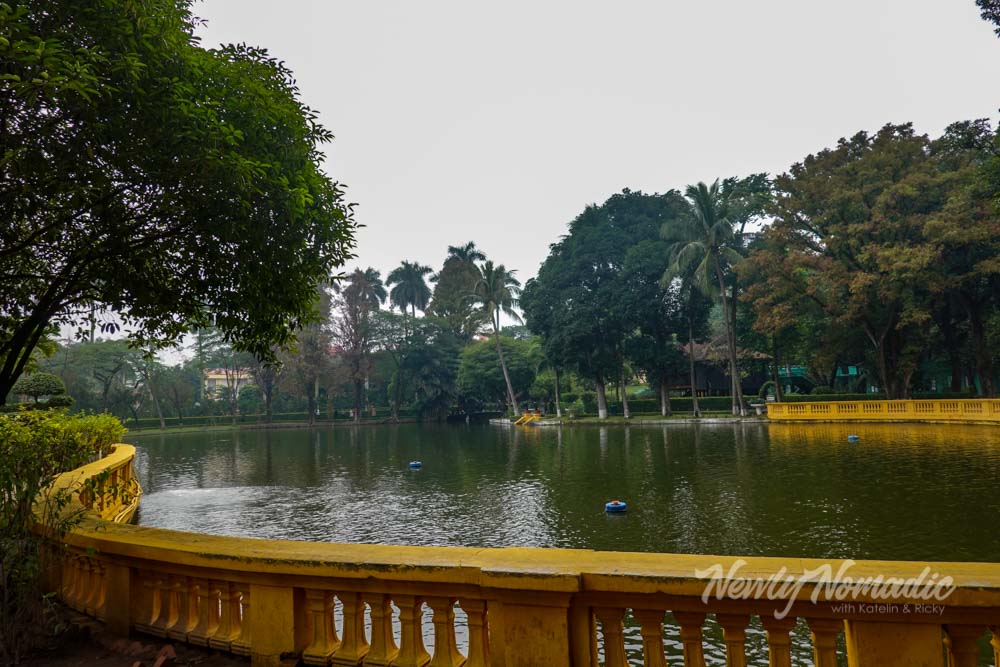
left=470, top=261, right=523, bottom=416
left=386, top=261, right=433, bottom=318
left=333, top=268, right=385, bottom=422
left=661, top=180, right=746, bottom=416
left=358, top=267, right=387, bottom=307
left=446, top=241, right=486, bottom=265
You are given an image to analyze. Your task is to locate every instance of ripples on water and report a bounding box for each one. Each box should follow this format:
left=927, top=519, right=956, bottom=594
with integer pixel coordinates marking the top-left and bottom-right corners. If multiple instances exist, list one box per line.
left=131, top=422, right=1000, bottom=665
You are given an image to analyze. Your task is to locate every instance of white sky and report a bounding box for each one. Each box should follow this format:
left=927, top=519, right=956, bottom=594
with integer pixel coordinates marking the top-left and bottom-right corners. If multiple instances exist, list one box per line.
left=192, top=0, right=1000, bottom=285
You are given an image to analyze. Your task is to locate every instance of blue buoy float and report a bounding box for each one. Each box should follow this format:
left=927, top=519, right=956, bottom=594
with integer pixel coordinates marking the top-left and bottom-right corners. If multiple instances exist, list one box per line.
left=409, top=460, right=422, bottom=469
left=605, top=499, right=627, bottom=513
left=847, top=435, right=860, bottom=443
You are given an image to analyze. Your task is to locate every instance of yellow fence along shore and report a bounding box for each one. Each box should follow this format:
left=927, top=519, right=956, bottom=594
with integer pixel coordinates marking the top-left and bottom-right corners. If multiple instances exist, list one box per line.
left=768, top=398, right=1000, bottom=424
left=48, top=445, right=1000, bottom=666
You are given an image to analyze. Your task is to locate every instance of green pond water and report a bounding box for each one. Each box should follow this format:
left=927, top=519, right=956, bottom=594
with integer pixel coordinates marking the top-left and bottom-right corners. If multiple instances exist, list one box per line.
left=129, top=421, right=1000, bottom=665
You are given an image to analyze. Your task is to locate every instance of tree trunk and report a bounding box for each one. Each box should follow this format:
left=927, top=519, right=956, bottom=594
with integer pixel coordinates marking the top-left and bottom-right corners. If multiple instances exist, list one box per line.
left=352, top=377, right=363, bottom=424
left=554, top=367, right=562, bottom=418
left=714, top=261, right=746, bottom=416
left=391, top=369, right=401, bottom=422
left=146, top=374, right=165, bottom=430
left=688, top=315, right=701, bottom=418
left=660, top=375, right=671, bottom=417
left=264, top=385, right=273, bottom=424
left=595, top=378, right=608, bottom=419
left=771, top=337, right=784, bottom=402
left=494, top=327, right=520, bottom=417
left=619, top=366, right=630, bottom=419
left=968, top=302, right=996, bottom=398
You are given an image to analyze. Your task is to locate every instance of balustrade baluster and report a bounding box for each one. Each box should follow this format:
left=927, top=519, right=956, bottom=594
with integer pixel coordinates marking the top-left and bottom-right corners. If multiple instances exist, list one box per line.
left=426, top=597, right=465, bottom=667
left=990, top=626, right=999, bottom=666
left=945, top=625, right=984, bottom=667
left=166, top=576, right=197, bottom=640
left=303, top=589, right=340, bottom=665
left=135, top=573, right=161, bottom=635
left=231, top=588, right=252, bottom=656
left=332, top=592, right=370, bottom=666
left=60, top=555, right=75, bottom=606
left=394, top=595, right=430, bottom=667
left=363, top=593, right=398, bottom=667
left=459, top=599, right=489, bottom=667
left=92, top=561, right=107, bottom=620
left=760, top=616, right=796, bottom=667
left=672, top=612, right=707, bottom=667
left=716, top=613, right=750, bottom=667
left=64, top=557, right=83, bottom=610
left=806, top=618, right=842, bottom=667
left=188, top=578, right=219, bottom=646
left=209, top=581, right=241, bottom=650
left=594, top=607, right=627, bottom=667
left=632, top=609, right=668, bottom=667
left=76, top=559, right=92, bottom=612
left=150, top=576, right=174, bottom=637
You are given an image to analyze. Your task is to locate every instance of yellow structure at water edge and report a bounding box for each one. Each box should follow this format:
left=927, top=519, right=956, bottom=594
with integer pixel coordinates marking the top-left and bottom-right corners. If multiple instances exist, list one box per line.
left=768, top=398, right=1000, bottom=424
left=46, top=445, right=1000, bottom=666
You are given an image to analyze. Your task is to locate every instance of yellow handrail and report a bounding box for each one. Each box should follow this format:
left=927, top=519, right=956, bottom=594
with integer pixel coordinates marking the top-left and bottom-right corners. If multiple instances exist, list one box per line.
left=50, top=446, right=1000, bottom=666
left=767, top=398, right=1000, bottom=423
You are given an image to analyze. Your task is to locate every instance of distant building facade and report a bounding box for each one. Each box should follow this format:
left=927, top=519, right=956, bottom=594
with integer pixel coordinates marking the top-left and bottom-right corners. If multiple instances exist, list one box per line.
left=203, top=368, right=252, bottom=397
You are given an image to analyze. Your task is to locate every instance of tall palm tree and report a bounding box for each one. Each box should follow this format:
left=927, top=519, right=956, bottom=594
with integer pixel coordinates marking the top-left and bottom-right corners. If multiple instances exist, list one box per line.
left=358, top=267, right=387, bottom=307
left=661, top=180, right=746, bottom=416
left=386, top=261, right=433, bottom=318
left=470, top=261, right=523, bottom=416
left=446, top=241, right=486, bottom=265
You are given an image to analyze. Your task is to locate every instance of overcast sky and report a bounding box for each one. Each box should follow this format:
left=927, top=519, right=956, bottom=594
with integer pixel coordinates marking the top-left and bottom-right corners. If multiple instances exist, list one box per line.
left=193, top=0, right=1000, bottom=284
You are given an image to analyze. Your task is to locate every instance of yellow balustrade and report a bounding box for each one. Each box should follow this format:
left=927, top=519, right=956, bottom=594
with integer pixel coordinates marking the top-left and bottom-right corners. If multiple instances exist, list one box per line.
left=47, top=445, right=1000, bottom=666
left=767, top=399, right=1000, bottom=424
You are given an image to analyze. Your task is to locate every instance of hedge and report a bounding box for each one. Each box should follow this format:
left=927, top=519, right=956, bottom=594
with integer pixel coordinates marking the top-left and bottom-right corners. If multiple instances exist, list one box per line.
left=780, top=391, right=978, bottom=403
left=128, top=407, right=420, bottom=429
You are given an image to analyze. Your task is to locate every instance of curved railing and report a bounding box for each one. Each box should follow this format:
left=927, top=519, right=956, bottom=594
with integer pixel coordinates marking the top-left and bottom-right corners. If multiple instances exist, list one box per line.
left=52, top=446, right=1000, bottom=666
left=768, top=399, right=1000, bottom=424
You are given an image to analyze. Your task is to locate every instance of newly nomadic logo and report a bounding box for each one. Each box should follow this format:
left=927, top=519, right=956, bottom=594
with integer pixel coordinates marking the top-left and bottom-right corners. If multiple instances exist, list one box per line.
left=696, top=559, right=956, bottom=620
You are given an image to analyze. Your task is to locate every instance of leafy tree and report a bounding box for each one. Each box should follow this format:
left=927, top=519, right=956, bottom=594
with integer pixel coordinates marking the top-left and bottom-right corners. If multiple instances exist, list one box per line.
left=925, top=120, right=1000, bottom=396
left=428, top=242, right=488, bottom=340
left=0, top=0, right=357, bottom=404
left=283, top=288, right=334, bottom=425
left=458, top=337, right=539, bottom=407
left=160, top=364, right=198, bottom=422
left=370, top=310, right=409, bottom=420
left=400, top=317, right=461, bottom=420
left=469, top=261, right=523, bottom=416
left=525, top=190, right=686, bottom=419
left=247, top=351, right=284, bottom=423
left=759, top=124, right=957, bottom=398
left=10, top=372, right=66, bottom=403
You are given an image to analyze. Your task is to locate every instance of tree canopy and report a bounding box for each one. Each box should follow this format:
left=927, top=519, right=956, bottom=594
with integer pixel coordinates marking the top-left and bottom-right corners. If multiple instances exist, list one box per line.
left=0, top=0, right=357, bottom=403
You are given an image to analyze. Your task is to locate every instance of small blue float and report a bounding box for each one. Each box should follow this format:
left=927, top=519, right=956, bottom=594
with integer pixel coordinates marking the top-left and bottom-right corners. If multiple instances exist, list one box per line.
left=847, top=435, right=860, bottom=443
left=409, top=460, right=422, bottom=469
left=605, top=499, right=627, bottom=513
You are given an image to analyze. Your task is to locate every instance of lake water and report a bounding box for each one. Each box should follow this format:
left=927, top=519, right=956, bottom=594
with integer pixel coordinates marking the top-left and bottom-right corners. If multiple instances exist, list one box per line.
left=130, top=421, right=1000, bottom=665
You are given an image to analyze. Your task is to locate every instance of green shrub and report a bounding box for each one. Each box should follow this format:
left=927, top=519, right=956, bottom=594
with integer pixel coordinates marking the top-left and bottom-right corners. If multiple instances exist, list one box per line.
left=810, top=385, right=834, bottom=395
left=41, top=395, right=75, bottom=409
left=0, top=411, right=125, bottom=661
